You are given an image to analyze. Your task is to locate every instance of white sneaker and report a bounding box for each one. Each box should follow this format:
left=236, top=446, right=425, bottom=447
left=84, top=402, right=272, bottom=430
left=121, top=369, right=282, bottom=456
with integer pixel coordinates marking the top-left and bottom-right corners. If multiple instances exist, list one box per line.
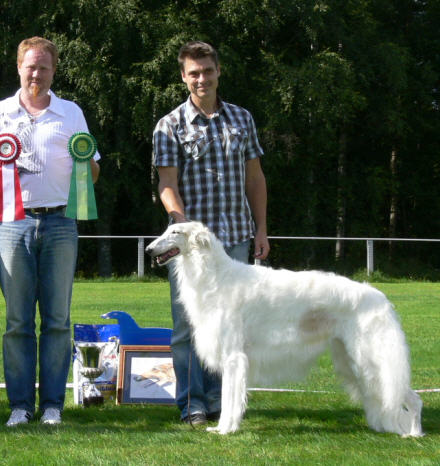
left=6, top=409, right=32, bottom=426
left=41, top=407, right=62, bottom=425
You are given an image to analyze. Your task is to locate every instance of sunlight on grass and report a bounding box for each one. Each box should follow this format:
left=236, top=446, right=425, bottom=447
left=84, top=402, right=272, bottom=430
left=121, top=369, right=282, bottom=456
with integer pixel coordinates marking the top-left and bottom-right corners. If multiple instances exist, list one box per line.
left=0, top=281, right=438, bottom=464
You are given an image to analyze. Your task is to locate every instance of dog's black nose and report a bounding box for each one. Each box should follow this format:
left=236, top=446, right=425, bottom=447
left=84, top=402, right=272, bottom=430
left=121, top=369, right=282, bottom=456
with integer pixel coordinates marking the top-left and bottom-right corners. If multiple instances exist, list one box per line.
left=145, top=246, right=153, bottom=256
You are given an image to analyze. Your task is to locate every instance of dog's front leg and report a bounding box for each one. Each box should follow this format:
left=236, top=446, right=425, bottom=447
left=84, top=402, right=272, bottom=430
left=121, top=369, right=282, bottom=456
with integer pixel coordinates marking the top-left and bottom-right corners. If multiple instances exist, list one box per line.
left=207, top=352, right=248, bottom=435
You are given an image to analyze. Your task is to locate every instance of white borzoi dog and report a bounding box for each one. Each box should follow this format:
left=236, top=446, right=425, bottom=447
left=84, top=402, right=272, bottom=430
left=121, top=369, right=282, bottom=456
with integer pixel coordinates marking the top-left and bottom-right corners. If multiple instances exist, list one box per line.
left=146, top=222, right=423, bottom=437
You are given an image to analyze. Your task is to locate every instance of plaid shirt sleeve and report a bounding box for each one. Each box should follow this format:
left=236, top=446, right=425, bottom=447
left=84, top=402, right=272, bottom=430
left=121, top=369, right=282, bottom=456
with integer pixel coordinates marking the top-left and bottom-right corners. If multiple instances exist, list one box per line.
left=244, top=111, right=264, bottom=161
left=152, top=114, right=180, bottom=168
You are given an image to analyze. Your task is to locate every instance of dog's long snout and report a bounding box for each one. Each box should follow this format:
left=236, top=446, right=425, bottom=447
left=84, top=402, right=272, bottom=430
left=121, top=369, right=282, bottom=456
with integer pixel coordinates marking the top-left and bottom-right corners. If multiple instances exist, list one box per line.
left=145, top=240, right=156, bottom=256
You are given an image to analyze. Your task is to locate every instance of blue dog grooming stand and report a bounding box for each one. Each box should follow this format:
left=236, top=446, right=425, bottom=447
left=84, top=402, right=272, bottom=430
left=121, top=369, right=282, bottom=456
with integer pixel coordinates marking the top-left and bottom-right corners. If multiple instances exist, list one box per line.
left=101, top=310, right=172, bottom=346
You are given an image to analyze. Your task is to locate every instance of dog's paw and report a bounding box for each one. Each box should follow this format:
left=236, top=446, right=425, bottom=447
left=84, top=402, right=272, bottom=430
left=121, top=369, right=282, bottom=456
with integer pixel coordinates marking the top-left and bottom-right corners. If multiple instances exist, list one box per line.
left=206, top=426, right=222, bottom=434
left=402, top=431, right=425, bottom=438
left=206, top=423, right=238, bottom=435
left=206, top=426, right=231, bottom=435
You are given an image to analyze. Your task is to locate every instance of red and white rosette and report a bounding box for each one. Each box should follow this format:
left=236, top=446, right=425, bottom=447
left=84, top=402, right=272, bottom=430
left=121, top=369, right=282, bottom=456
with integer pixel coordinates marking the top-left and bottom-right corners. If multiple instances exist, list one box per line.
left=0, top=133, right=25, bottom=222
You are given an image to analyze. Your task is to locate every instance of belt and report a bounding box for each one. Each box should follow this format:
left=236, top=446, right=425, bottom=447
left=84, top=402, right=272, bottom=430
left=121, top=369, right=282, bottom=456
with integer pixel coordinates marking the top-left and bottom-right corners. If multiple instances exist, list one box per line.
left=25, top=205, right=66, bottom=215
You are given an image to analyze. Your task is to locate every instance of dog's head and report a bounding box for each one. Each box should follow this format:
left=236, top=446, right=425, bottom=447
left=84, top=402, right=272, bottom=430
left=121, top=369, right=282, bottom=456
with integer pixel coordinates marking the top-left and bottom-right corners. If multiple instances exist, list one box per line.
left=146, top=221, right=212, bottom=266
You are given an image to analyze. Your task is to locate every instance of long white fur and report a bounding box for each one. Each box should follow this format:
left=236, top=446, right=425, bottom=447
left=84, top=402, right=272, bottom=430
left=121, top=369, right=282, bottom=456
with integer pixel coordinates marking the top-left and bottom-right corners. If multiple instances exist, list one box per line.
left=146, top=222, right=423, bottom=436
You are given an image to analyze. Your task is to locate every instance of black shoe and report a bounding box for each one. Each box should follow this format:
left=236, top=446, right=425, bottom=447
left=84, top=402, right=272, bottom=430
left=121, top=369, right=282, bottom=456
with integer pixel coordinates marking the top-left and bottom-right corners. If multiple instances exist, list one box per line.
left=181, top=413, right=207, bottom=425
left=207, top=411, right=221, bottom=422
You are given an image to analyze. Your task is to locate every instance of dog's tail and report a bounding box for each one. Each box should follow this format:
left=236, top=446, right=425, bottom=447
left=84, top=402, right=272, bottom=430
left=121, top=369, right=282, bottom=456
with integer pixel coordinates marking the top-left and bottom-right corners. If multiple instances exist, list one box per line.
left=334, top=291, right=423, bottom=437
left=360, top=299, right=423, bottom=437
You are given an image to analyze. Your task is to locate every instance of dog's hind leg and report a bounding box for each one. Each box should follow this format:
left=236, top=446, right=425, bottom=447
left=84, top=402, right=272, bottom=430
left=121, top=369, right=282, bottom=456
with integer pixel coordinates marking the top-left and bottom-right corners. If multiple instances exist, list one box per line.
left=332, top=338, right=392, bottom=434
left=339, top=310, right=424, bottom=437
left=330, top=338, right=363, bottom=403
left=399, top=389, right=423, bottom=437
left=207, top=352, right=248, bottom=435
left=388, top=389, right=424, bottom=438
left=362, top=389, right=423, bottom=437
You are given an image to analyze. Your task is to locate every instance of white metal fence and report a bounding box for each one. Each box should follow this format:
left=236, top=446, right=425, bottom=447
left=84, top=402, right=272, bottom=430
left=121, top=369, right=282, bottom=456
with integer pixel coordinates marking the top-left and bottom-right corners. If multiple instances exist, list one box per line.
left=78, top=235, right=440, bottom=277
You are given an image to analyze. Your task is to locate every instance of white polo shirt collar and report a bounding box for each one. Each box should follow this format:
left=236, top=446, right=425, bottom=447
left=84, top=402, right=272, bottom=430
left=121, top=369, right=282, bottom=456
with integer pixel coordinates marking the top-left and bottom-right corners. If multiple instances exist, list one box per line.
left=4, top=89, right=66, bottom=118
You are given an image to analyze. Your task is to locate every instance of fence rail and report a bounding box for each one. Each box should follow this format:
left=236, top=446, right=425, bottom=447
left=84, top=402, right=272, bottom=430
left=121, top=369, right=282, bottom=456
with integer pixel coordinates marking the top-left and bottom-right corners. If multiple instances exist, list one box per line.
left=79, top=235, right=440, bottom=277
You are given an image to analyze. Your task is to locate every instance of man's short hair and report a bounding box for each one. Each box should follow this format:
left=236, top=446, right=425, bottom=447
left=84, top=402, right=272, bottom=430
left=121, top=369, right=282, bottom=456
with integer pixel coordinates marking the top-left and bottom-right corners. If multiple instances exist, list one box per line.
left=178, top=41, right=219, bottom=70
left=17, top=37, right=59, bottom=68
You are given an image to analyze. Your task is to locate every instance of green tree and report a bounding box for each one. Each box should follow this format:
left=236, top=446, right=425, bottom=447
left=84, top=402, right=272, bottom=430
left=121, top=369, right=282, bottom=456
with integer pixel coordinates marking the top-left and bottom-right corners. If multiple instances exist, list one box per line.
left=0, top=0, right=439, bottom=277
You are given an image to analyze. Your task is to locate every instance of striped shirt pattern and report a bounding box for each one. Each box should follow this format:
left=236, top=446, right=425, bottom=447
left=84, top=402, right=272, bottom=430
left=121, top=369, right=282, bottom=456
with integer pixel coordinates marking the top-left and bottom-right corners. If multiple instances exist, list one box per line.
left=0, top=89, right=100, bottom=208
left=153, top=97, right=264, bottom=247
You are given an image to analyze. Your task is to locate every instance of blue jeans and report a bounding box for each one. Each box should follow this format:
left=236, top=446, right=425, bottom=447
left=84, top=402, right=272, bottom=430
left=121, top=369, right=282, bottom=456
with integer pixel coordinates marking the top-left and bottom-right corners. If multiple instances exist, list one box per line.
left=0, top=210, right=78, bottom=413
left=168, top=240, right=250, bottom=419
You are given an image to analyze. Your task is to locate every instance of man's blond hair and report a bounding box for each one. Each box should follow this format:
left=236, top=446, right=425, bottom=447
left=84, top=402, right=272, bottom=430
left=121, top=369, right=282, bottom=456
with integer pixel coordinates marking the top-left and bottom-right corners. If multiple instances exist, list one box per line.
left=17, top=36, right=58, bottom=68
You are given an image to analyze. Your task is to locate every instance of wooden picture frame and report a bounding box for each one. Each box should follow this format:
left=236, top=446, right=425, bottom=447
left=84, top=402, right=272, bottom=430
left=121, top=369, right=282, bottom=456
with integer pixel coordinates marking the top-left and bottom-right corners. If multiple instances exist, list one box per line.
left=117, top=345, right=176, bottom=404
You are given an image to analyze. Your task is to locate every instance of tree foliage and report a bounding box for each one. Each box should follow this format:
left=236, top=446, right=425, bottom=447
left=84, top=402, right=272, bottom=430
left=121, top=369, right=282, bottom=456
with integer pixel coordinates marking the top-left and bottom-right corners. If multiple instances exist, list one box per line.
left=1, top=0, right=439, bottom=277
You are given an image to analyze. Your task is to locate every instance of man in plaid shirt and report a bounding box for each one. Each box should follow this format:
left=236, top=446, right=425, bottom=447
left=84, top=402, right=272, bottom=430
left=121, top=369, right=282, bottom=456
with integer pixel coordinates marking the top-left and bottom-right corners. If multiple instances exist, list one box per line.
left=153, top=41, right=269, bottom=425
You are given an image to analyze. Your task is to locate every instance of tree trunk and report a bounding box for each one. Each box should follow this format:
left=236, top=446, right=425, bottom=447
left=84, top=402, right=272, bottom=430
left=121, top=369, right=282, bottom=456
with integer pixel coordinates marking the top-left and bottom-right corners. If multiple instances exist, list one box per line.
left=335, top=130, right=347, bottom=262
left=97, top=220, right=112, bottom=278
left=98, top=239, right=112, bottom=277
left=389, top=146, right=398, bottom=258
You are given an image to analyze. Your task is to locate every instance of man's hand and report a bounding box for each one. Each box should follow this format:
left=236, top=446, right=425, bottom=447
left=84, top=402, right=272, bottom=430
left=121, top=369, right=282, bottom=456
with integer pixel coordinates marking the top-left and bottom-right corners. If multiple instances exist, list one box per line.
left=253, top=230, right=270, bottom=260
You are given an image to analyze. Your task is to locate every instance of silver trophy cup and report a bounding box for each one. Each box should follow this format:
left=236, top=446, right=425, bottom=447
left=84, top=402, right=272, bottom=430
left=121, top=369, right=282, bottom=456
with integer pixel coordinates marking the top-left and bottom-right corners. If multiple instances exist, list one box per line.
left=77, top=342, right=105, bottom=407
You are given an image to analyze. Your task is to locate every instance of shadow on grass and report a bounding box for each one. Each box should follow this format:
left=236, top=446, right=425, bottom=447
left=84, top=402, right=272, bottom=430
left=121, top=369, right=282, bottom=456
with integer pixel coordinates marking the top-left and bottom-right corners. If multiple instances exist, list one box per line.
left=246, top=404, right=440, bottom=436
left=417, top=405, right=440, bottom=435
left=0, top=401, right=182, bottom=434
left=245, top=405, right=367, bottom=434
left=0, top=400, right=438, bottom=436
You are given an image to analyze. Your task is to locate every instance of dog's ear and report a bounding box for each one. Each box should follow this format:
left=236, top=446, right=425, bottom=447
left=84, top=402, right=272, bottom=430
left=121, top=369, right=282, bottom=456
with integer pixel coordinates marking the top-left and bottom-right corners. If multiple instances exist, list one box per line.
left=189, top=224, right=212, bottom=250
left=196, top=230, right=211, bottom=249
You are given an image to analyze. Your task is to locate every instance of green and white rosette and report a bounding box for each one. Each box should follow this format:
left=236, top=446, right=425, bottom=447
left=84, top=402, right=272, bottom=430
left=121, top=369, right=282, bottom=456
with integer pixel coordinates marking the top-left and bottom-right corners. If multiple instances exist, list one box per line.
left=66, top=132, right=98, bottom=220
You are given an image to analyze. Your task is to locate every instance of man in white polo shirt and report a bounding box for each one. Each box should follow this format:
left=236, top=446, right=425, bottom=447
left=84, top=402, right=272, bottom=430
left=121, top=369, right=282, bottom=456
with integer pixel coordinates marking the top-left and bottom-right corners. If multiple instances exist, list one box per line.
left=0, top=37, right=100, bottom=426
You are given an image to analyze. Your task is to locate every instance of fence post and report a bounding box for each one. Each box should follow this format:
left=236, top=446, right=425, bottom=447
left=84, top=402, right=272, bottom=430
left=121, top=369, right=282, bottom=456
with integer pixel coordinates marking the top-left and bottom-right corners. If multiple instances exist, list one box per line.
left=137, top=237, right=145, bottom=277
left=366, top=240, right=374, bottom=275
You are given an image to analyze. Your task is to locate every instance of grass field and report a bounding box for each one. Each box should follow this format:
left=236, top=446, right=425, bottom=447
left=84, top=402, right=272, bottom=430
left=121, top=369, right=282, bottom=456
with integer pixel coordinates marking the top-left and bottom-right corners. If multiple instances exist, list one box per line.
left=0, top=280, right=438, bottom=465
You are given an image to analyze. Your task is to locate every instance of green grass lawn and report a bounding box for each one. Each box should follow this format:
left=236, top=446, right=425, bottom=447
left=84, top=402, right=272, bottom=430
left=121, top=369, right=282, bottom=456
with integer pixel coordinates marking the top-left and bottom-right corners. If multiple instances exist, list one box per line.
left=0, top=280, right=438, bottom=465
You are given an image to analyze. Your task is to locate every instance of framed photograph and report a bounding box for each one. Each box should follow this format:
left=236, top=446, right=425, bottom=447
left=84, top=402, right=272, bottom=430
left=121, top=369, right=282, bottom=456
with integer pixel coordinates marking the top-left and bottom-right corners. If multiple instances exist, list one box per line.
left=117, top=345, right=176, bottom=404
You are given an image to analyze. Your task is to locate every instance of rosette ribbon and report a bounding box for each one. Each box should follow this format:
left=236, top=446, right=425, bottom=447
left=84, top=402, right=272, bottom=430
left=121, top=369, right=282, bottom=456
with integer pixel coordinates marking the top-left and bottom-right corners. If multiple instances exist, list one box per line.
left=0, top=133, right=25, bottom=222
left=66, top=132, right=98, bottom=220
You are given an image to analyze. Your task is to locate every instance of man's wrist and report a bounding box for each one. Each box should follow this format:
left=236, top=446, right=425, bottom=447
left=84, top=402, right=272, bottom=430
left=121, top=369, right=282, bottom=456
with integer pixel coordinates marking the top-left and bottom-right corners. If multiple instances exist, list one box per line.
left=171, top=212, right=187, bottom=223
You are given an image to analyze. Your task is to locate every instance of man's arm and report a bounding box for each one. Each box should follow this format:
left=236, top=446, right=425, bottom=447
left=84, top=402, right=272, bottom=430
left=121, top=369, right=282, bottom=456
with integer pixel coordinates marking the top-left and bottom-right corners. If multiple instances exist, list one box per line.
left=157, top=166, right=187, bottom=223
left=245, top=157, right=270, bottom=260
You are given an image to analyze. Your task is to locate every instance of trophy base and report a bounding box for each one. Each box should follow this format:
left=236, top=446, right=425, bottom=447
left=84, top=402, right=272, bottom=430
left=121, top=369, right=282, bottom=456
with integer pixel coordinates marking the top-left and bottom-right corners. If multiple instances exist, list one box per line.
left=83, top=395, right=104, bottom=407
left=82, top=381, right=104, bottom=407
